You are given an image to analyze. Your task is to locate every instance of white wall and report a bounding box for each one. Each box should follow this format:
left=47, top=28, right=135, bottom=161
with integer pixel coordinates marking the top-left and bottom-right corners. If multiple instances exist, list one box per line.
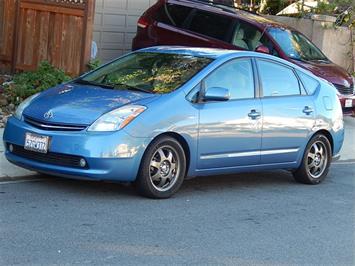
left=93, top=0, right=156, bottom=62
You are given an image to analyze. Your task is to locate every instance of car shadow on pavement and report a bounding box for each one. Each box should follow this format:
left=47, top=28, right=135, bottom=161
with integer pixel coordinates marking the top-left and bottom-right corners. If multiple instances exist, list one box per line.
left=28, top=170, right=299, bottom=199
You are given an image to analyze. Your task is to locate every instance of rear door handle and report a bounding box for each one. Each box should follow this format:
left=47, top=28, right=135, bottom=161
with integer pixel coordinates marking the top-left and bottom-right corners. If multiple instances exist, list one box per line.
left=248, top=109, right=261, bottom=119
left=303, top=106, right=313, bottom=115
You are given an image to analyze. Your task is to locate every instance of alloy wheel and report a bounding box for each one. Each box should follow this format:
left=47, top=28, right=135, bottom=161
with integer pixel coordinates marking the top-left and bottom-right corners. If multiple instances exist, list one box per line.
left=307, top=141, right=328, bottom=179
left=149, top=145, right=180, bottom=192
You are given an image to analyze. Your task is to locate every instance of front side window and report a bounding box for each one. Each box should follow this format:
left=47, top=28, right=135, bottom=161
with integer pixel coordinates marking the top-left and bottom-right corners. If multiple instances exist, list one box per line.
left=231, top=21, right=278, bottom=56
left=187, top=10, right=233, bottom=41
left=204, top=59, right=255, bottom=100
left=267, top=28, right=328, bottom=62
left=257, top=60, right=301, bottom=97
left=79, top=52, right=212, bottom=94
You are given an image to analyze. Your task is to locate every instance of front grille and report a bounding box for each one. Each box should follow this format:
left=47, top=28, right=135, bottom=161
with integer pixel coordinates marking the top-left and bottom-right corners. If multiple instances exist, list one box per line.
left=334, top=84, right=354, bottom=95
left=8, top=143, right=88, bottom=169
left=24, top=116, right=87, bottom=131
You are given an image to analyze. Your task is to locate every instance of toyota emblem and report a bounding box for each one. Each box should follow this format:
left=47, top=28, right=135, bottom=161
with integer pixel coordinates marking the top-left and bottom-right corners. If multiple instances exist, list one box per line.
left=44, top=110, right=54, bottom=119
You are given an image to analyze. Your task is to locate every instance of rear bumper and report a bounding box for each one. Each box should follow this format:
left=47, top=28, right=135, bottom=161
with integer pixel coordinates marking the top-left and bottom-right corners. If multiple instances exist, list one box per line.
left=338, top=95, right=355, bottom=115
left=3, top=117, right=151, bottom=181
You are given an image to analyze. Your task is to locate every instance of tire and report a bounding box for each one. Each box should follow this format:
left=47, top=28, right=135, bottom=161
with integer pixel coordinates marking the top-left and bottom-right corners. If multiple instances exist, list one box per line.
left=135, top=136, right=186, bottom=199
left=293, top=134, right=332, bottom=185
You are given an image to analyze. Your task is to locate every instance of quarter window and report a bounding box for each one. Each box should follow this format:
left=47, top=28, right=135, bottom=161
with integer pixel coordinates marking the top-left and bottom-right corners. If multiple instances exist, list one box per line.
left=204, top=59, right=255, bottom=100
left=297, top=70, right=319, bottom=95
left=187, top=10, right=233, bottom=41
left=257, top=60, right=301, bottom=97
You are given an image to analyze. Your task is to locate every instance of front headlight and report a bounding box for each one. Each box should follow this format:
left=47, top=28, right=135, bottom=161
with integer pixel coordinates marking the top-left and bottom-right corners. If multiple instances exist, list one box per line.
left=14, top=93, right=40, bottom=120
left=88, top=105, right=146, bottom=132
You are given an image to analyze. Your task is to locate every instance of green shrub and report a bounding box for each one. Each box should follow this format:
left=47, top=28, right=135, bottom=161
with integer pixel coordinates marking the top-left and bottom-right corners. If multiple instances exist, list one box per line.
left=6, top=61, right=71, bottom=103
left=87, top=59, right=102, bottom=71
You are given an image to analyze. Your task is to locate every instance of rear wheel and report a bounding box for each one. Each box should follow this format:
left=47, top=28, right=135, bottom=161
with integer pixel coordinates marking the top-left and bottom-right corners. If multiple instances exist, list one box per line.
left=293, top=134, right=331, bottom=184
left=135, top=136, right=186, bottom=199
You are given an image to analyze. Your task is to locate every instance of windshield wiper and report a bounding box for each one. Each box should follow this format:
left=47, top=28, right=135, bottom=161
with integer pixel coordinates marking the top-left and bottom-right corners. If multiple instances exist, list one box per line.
left=74, top=79, right=115, bottom=89
left=113, top=83, right=153, bottom=94
left=75, top=79, right=153, bottom=93
left=309, top=59, right=330, bottom=63
left=288, top=56, right=307, bottom=63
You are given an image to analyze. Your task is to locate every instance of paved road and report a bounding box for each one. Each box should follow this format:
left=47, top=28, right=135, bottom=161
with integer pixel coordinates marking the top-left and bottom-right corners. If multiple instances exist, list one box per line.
left=0, top=165, right=354, bottom=265
left=0, top=118, right=354, bottom=265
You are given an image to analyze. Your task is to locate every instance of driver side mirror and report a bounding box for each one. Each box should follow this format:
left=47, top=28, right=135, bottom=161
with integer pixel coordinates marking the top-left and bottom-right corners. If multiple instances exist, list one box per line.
left=255, top=45, right=270, bottom=54
left=203, top=87, right=230, bottom=102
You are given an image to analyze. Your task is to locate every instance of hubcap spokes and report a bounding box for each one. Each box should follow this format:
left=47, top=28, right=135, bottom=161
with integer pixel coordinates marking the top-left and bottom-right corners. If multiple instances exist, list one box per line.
left=149, top=146, right=178, bottom=191
left=307, top=141, right=327, bottom=178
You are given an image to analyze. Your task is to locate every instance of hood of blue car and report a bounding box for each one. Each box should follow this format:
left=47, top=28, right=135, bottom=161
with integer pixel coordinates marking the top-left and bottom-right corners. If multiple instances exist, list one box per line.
left=23, top=83, right=158, bottom=126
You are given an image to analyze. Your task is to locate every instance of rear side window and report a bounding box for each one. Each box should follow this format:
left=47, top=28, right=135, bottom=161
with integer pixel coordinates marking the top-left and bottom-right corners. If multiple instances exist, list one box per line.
left=187, top=10, right=233, bottom=41
left=257, top=60, right=301, bottom=97
left=156, top=4, right=192, bottom=27
left=297, top=70, right=319, bottom=95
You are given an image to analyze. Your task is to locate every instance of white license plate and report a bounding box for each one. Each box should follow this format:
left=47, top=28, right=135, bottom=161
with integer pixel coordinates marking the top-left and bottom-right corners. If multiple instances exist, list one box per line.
left=24, top=133, right=49, bottom=153
left=345, top=99, right=353, bottom=108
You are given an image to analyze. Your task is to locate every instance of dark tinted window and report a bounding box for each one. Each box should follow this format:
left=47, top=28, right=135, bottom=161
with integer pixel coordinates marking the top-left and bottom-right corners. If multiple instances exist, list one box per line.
left=297, top=70, right=319, bottom=95
left=204, top=59, right=255, bottom=100
left=268, top=28, right=328, bottom=61
left=156, top=4, right=192, bottom=27
left=187, top=10, right=233, bottom=41
left=257, top=60, right=300, bottom=97
left=232, top=21, right=278, bottom=56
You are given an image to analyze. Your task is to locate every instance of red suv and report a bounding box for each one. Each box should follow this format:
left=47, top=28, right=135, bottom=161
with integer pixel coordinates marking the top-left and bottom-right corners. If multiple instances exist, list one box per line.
left=132, top=0, right=355, bottom=114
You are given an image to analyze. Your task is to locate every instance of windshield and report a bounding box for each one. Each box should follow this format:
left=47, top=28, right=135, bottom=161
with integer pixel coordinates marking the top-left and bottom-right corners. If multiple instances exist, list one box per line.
left=79, top=52, right=213, bottom=94
left=267, top=28, right=328, bottom=61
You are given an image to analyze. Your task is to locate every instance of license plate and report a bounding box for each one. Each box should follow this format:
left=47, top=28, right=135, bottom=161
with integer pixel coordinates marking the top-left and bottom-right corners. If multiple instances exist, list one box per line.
left=24, top=132, right=49, bottom=153
left=345, top=99, right=353, bottom=108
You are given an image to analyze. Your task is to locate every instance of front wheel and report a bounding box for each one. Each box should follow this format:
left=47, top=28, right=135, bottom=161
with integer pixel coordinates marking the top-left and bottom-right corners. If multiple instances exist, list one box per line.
left=135, top=136, right=186, bottom=199
left=293, top=134, right=332, bottom=184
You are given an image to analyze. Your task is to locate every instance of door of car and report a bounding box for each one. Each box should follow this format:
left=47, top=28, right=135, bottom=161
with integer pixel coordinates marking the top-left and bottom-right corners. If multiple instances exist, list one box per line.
left=255, top=58, right=315, bottom=164
left=197, top=58, right=262, bottom=169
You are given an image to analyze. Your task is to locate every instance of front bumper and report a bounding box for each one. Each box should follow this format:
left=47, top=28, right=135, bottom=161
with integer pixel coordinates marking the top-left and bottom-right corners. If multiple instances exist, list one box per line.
left=3, top=117, right=151, bottom=181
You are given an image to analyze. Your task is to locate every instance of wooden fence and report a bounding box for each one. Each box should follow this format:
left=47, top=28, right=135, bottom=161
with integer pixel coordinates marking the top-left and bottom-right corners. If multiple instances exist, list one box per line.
left=0, top=0, right=95, bottom=76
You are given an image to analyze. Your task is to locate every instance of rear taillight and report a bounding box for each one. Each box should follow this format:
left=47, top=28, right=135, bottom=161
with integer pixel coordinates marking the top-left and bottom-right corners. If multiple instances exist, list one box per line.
left=137, top=17, right=149, bottom=29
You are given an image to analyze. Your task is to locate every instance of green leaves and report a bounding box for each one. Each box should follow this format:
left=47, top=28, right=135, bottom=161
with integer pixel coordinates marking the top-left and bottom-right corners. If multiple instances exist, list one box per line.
left=5, top=61, right=71, bottom=103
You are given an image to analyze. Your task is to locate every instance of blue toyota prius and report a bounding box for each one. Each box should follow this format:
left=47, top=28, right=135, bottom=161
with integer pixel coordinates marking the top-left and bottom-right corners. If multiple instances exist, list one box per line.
left=3, top=47, right=344, bottom=198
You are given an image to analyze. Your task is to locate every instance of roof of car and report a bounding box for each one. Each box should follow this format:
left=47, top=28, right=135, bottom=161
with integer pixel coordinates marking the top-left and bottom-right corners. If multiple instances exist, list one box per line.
left=176, top=0, right=294, bottom=30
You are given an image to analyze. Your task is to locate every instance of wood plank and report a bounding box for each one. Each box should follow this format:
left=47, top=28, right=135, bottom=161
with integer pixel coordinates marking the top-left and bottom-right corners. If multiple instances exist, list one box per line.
left=23, top=9, right=36, bottom=66
left=80, top=0, right=95, bottom=73
left=20, top=2, right=84, bottom=17
left=22, top=0, right=86, bottom=10
left=38, top=11, right=50, bottom=62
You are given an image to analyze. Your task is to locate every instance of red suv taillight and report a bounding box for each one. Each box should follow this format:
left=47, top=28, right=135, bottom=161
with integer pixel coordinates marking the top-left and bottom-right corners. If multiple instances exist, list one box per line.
left=137, top=16, right=150, bottom=29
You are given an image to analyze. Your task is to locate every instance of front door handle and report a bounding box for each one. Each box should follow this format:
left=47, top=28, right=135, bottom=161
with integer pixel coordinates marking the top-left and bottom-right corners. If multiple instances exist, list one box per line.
left=248, top=109, right=261, bottom=119
left=303, top=106, right=313, bottom=115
